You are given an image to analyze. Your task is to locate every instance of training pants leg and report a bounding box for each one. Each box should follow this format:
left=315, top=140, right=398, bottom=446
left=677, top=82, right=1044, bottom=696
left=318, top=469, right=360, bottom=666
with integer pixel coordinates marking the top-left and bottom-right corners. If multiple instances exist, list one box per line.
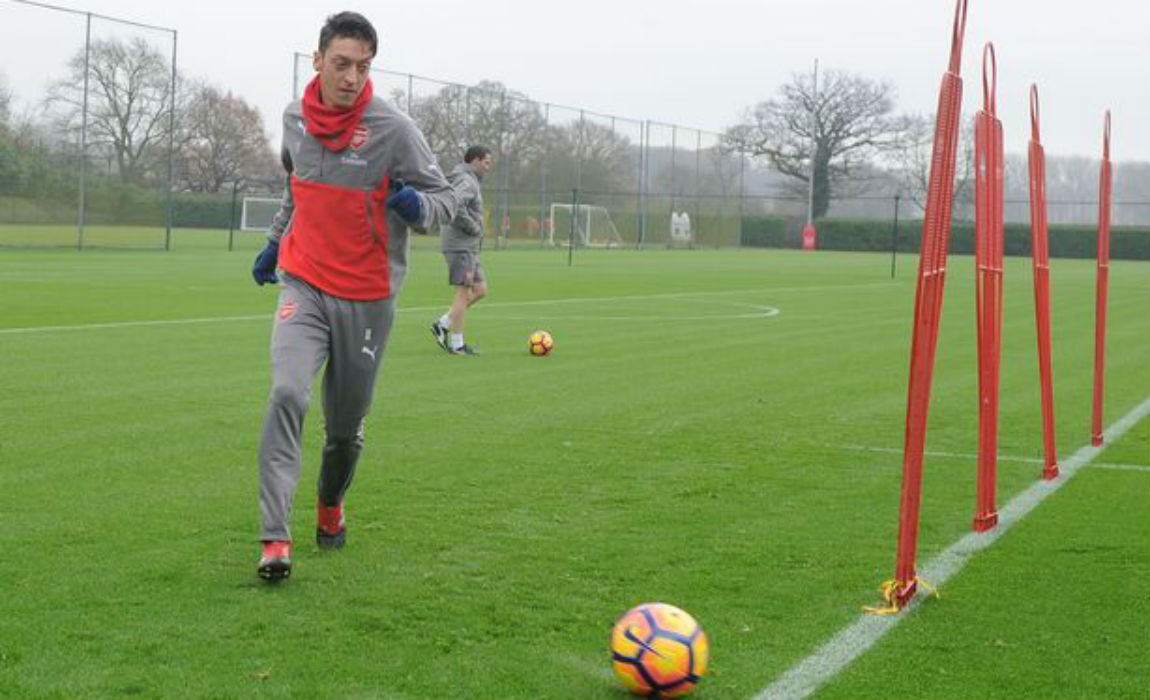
left=257, top=276, right=393, bottom=541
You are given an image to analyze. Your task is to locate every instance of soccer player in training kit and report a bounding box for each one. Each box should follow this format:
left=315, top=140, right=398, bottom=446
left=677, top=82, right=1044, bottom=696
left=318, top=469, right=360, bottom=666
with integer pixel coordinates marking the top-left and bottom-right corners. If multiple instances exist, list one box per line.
left=251, top=12, right=457, bottom=581
left=430, top=146, right=493, bottom=356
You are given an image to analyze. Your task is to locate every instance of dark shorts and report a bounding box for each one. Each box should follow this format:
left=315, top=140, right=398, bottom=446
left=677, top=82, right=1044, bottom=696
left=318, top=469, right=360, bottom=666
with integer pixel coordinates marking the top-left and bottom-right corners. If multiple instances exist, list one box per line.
left=444, top=250, right=485, bottom=287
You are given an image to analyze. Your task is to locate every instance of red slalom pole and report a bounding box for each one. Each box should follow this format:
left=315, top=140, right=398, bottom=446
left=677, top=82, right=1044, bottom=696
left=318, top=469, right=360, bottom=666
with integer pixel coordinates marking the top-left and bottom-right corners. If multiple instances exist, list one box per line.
left=972, top=43, right=1003, bottom=532
left=1027, top=86, right=1059, bottom=479
left=1091, top=112, right=1112, bottom=446
left=886, top=0, right=968, bottom=610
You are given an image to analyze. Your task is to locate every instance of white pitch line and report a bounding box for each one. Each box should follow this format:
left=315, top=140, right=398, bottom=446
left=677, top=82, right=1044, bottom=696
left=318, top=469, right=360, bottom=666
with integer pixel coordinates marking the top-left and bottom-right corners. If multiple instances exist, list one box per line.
left=753, top=396, right=1150, bottom=700
left=475, top=304, right=781, bottom=322
left=0, top=281, right=895, bottom=335
left=0, top=314, right=269, bottom=334
left=1088, top=462, right=1150, bottom=473
left=839, top=444, right=1150, bottom=473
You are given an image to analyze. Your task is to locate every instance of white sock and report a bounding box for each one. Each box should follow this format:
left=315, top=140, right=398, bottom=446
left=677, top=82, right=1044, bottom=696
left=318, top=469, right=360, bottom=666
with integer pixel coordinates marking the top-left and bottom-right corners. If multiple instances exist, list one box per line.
left=450, top=332, right=464, bottom=350
left=438, top=313, right=451, bottom=329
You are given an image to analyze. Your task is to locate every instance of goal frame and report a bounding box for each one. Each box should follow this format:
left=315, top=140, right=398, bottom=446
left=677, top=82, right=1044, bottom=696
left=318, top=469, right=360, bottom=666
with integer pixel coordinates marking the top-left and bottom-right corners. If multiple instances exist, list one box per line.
left=240, top=196, right=283, bottom=232
left=547, top=203, right=623, bottom=248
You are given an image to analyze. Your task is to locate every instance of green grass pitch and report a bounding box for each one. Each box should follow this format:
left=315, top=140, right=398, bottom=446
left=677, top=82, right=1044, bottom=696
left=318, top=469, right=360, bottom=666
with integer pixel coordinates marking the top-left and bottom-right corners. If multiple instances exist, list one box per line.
left=1, top=233, right=1147, bottom=699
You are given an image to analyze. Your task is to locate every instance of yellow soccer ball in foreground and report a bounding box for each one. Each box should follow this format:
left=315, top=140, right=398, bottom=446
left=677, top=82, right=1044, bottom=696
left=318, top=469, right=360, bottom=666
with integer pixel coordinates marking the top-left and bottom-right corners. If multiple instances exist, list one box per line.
left=610, top=602, right=709, bottom=698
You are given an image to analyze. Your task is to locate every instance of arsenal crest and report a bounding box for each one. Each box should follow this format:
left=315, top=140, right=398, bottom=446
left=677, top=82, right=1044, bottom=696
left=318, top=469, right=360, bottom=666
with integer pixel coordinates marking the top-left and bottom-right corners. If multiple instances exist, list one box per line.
left=350, top=125, right=370, bottom=151
left=278, top=299, right=297, bottom=321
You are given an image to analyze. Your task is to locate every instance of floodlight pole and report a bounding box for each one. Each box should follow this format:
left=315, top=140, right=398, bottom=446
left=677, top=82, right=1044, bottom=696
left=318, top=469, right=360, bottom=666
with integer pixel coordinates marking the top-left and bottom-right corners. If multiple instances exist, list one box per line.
left=164, top=29, right=177, bottom=251
left=494, top=90, right=509, bottom=250
left=464, top=87, right=472, bottom=144
left=639, top=120, right=648, bottom=248
left=806, top=58, right=819, bottom=228
left=228, top=180, right=240, bottom=252
left=568, top=188, right=578, bottom=266
left=609, top=115, right=617, bottom=240
left=576, top=109, right=586, bottom=193
left=890, top=193, right=901, bottom=278
left=646, top=121, right=652, bottom=245
left=540, top=103, right=550, bottom=248
left=737, top=148, right=746, bottom=244
left=77, top=12, right=91, bottom=250
left=694, top=129, right=701, bottom=249
left=671, top=124, right=677, bottom=216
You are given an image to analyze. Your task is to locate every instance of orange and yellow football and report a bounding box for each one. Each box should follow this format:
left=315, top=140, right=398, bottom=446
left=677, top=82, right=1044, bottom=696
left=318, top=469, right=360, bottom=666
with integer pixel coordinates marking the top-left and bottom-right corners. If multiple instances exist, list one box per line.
left=528, top=330, right=554, bottom=356
left=610, top=603, right=709, bottom=698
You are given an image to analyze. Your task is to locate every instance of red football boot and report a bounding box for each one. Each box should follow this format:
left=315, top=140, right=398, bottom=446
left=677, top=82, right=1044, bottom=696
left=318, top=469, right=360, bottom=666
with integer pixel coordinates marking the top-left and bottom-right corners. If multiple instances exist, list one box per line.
left=316, top=502, right=346, bottom=550
left=257, top=540, right=292, bottom=582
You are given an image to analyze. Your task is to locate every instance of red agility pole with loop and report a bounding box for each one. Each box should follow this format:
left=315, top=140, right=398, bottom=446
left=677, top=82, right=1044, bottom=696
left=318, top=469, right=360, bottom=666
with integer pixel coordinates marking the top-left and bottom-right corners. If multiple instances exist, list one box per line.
left=879, top=0, right=969, bottom=611
left=972, top=43, right=1003, bottom=532
left=1091, top=112, right=1112, bottom=446
left=1027, top=86, right=1059, bottom=479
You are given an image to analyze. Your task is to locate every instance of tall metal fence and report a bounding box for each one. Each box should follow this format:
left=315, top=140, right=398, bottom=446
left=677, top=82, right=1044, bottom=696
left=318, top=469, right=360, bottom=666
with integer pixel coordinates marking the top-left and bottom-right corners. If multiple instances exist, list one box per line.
left=0, top=3, right=1145, bottom=256
left=0, top=0, right=177, bottom=249
left=291, top=54, right=748, bottom=250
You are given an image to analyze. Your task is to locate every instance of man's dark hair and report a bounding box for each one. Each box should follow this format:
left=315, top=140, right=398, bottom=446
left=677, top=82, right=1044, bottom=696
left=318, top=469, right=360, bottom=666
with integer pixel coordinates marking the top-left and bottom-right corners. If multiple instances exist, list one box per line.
left=464, top=145, right=491, bottom=164
left=319, top=12, right=378, bottom=57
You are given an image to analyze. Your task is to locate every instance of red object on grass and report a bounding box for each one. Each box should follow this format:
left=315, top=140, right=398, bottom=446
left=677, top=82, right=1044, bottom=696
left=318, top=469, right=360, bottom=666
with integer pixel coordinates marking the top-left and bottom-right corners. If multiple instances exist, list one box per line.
left=1027, top=86, right=1059, bottom=480
left=972, top=44, right=1004, bottom=533
left=890, top=0, right=968, bottom=608
left=1091, top=113, right=1112, bottom=447
left=801, top=224, right=818, bottom=250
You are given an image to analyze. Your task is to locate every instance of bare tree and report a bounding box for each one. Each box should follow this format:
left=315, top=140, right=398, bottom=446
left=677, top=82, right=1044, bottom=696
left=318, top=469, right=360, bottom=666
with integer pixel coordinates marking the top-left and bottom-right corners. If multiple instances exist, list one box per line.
left=704, top=146, right=740, bottom=199
left=177, top=84, right=277, bottom=192
left=400, top=79, right=563, bottom=204
left=724, top=69, right=899, bottom=219
left=47, top=37, right=176, bottom=184
left=0, top=72, right=16, bottom=191
left=403, top=81, right=548, bottom=179
left=465, top=83, right=546, bottom=154
left=398, top=84, right=469, bottom=165
left=545, top=118, right=634, bottom=194
left=0, top=71, right=11, bottom=131
left=888, top=112, right=975, bottom=217
left=1003, top=155, right=1149, bottom=227
left=460, top=81, right=548, bottom=190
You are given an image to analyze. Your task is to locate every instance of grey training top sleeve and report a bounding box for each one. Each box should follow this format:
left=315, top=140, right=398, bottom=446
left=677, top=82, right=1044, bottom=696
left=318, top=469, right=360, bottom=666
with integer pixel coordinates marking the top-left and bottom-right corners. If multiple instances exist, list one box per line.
left=387, top=116, right=457, bottom=231
left=267, top=146, right=295, bottom=244
left=267, top=174, right=294, bottom=244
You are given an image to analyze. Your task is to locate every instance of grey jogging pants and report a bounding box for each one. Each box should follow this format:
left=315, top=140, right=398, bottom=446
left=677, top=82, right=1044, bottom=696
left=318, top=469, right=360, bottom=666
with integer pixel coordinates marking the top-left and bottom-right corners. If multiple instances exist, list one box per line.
left=258, top=274, right=395, bottom=542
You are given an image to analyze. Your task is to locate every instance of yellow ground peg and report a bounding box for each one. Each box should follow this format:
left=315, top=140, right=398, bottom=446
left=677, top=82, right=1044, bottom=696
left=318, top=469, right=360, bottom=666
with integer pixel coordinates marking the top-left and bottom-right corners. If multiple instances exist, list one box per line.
left=863, top=577, right=939, bottom=615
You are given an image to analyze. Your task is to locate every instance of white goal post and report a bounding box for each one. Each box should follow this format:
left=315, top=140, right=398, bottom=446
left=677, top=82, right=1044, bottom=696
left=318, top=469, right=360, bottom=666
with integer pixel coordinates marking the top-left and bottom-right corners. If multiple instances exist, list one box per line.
left=240, top=196, right=283, bottom=232
left=548, top=203, right=624, bottom=248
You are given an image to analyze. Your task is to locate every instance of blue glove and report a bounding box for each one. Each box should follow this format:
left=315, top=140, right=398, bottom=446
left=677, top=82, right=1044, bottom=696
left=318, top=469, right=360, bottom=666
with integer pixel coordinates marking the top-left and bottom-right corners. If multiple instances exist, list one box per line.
left=385, top=181, right=422, bottom=225
left=252, top=241, right=279, bottom=286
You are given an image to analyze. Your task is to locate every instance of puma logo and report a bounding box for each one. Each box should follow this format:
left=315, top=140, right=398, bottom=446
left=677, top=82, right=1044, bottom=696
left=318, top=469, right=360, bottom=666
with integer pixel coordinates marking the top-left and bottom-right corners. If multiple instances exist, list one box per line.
left=361, top=345, right=378, bottom=362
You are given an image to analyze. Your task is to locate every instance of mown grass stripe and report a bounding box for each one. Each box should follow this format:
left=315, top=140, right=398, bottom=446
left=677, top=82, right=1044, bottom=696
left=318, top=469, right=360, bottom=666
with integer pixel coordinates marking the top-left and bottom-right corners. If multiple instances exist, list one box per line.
left=753, top=397, right=1150, bottom=700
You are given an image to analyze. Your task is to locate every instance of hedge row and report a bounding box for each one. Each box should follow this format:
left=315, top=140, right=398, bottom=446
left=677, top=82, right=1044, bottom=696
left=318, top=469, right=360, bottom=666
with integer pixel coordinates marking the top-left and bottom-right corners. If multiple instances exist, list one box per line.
left=0, top=191, right=244, bottom=229
left=741, top=215, right=1150, bottom=261
left=171, top=195, right=240, bottom=229
left=740, top=215, right=792, bottom=249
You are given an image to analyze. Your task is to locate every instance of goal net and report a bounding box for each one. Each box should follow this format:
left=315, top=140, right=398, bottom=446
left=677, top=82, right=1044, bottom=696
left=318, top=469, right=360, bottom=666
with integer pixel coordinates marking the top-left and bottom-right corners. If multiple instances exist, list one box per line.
left=241, top=197, right=283, bottom=232
left=548, top=203, right=624, bottom=248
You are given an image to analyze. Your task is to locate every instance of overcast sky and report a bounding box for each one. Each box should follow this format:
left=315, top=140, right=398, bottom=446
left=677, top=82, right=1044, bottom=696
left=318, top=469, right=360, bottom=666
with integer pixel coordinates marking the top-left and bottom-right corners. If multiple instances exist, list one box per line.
left=2, top=0, right=1148, bottom=161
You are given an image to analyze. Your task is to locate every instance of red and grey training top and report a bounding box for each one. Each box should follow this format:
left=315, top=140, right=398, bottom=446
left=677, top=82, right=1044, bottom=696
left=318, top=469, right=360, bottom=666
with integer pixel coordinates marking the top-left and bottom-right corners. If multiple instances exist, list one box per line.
left=267, top=96, right=457, bottom=301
